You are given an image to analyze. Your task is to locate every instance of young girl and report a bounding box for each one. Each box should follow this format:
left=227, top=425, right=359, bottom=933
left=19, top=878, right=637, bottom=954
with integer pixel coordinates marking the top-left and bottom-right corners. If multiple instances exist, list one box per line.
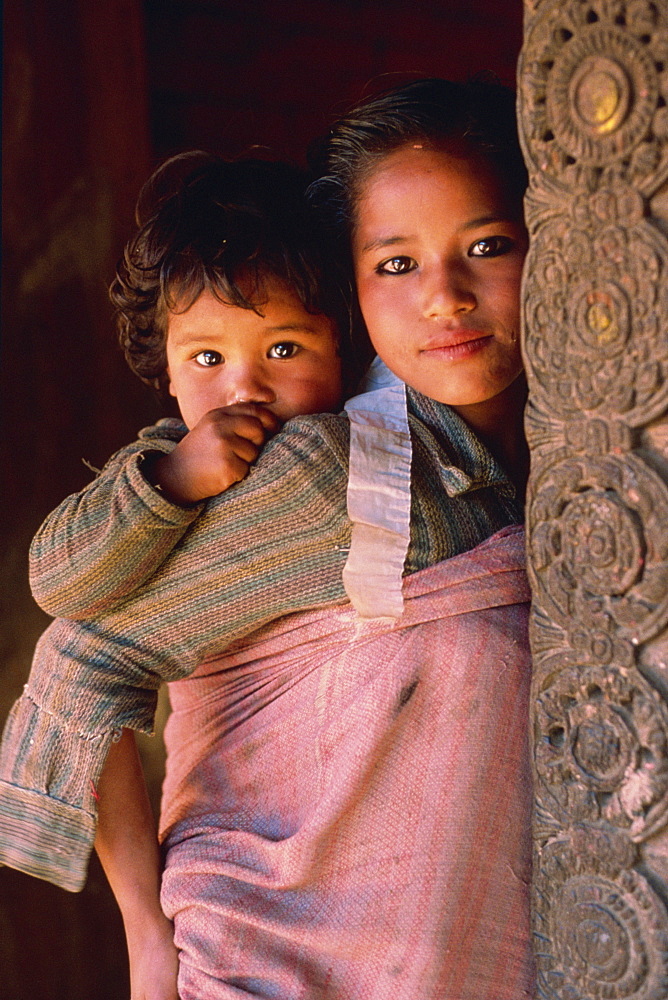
left=0, top=79, right=534, bottom=999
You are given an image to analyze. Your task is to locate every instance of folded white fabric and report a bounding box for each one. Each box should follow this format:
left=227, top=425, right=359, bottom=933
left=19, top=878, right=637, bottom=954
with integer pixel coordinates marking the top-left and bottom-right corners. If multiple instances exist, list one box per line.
left=343, top=357, right=412, bottom=619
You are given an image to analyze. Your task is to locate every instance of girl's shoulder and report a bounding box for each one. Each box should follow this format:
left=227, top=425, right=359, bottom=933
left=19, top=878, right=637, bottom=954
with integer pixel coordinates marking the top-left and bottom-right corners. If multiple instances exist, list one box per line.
left=265, top=410, right=350, bottom=467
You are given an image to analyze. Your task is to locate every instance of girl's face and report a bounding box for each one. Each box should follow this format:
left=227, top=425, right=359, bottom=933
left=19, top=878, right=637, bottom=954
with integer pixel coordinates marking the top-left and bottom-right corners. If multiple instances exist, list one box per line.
left=352, top=145, right=528, bottom=416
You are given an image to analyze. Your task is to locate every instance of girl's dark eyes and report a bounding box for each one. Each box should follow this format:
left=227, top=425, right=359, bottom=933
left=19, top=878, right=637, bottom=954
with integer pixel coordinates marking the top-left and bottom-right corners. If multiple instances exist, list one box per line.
left=268, top=342, right=300, bottom=359
left=194, top=350, right=222, bottom=367
left=469, top=236, right=514, bottom=258
left=376, top=256, right=417, bottom=275
left=375, top=238, right=514, bottom=273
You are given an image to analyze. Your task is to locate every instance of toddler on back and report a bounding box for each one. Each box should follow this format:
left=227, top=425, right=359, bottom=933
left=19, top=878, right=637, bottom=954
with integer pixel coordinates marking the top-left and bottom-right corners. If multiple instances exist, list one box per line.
left=3, top=151, right=353, bottom=1000
left=29, top=152, right=350, bottom=617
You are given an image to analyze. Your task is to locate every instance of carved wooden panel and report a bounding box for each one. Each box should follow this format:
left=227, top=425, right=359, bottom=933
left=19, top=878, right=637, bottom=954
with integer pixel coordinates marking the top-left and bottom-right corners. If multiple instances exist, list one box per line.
left=518, top=1, right=668, bottom=996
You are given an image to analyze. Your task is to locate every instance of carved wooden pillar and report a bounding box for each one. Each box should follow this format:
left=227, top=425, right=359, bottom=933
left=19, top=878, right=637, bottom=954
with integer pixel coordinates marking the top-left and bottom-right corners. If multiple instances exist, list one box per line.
left=518, top=0, right=668, bottom=995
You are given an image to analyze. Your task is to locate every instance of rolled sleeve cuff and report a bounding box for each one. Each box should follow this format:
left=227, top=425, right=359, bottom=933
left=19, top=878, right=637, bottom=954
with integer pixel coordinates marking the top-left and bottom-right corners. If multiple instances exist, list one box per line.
left=0, top=670, right=156, bottom=891
left=0, top=782, right=94, bottom=892
left=127, top=450, right=204, bottom=523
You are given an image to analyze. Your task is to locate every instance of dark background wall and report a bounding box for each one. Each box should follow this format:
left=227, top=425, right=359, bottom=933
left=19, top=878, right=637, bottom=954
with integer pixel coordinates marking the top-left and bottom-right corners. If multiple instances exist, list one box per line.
left=0, top=3, right=522, bottom=996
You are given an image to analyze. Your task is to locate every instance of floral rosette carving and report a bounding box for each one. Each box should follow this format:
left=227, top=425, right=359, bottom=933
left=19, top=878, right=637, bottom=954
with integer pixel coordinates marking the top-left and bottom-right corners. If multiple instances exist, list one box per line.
left=535, top=828, right=668, bottom=999
left=535, top=660, right=668, bottom=840
left=528, top=453, right=668, bottom=643
left=520, top=0, right=668, bottom=195
left=522, top=214, right=668, bottom=424
left=529, top=602, right=636, bottom=678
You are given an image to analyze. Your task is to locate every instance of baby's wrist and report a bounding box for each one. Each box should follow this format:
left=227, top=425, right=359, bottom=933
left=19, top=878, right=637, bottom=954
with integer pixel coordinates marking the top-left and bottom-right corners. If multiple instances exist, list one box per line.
left=140, top=451, right=203, bottom=506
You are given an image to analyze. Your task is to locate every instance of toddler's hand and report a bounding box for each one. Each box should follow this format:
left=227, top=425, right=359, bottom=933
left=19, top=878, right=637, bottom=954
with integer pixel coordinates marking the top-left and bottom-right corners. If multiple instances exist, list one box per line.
left=149, top=404, right=281, bottom=504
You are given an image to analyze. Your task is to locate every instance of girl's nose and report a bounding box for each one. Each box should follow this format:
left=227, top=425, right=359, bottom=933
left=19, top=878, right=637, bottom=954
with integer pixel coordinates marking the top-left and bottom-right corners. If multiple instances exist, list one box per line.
left=422, top=263, right=476, bottom=319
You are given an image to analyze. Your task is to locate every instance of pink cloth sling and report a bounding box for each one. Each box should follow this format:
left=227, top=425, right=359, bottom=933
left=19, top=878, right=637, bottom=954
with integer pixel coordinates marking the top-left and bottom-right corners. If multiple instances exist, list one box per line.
left=159, top=525, right=535, bottom=999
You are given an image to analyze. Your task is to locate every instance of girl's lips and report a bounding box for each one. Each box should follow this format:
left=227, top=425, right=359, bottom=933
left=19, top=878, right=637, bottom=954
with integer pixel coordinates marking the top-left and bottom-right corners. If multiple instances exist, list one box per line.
left=420, top=333, right=493, bottom=360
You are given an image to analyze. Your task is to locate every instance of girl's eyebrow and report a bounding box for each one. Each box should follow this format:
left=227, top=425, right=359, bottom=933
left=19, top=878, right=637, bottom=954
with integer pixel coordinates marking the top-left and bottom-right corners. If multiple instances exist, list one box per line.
left=462, top=214, right=512, bottom=231
left=361, top=216, right=518, bottom=253
left=360, top=235, right=410, bottom=253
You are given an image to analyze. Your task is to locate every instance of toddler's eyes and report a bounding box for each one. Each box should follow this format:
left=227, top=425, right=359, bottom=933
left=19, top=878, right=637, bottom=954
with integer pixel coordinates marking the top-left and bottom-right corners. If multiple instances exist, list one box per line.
left=469, top=236, right=514, bottom=258
left=376, top=256, right=417, bottom=275
left=268, top=342, right=300, bottom=359
left=194, top=350, right=222, bottom=367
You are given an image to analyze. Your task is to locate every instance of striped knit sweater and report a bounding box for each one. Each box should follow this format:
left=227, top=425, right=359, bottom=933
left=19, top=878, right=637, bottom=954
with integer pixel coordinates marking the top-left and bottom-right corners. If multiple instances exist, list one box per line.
left=0, top=389, right=522, bottom=891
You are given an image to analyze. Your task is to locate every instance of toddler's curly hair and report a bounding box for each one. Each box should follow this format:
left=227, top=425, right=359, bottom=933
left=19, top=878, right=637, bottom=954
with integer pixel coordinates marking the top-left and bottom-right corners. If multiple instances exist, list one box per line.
left=111, top=152, right=353, bottom=396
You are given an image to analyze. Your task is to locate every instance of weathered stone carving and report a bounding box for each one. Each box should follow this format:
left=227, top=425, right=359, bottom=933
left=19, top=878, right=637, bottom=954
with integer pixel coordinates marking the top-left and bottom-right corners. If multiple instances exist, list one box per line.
left=535, top=661, right=668, bottom=837
left=528, top=454, right=668, bottom=641
left=522, top=0, right=668, bottom=194
left=534, top=830, right=668, bottom=998
left=523, top=217, right=668, bottom=424
left=520, top=0, right=668, bottom=994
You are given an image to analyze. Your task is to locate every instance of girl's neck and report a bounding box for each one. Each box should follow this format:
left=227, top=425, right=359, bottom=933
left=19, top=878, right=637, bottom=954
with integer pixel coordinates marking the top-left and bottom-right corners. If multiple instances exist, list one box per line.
left=452, top=374, right=529, bottom=498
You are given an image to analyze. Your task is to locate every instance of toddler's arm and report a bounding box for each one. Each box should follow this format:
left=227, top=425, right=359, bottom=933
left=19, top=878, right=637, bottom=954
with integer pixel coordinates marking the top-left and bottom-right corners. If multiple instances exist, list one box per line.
left=145, top=403, right=281, bottom=505
left=29, top=406, right=280, bottom=618
left=0, top=415, right=350, bottom=891
left=29, top=419, right=201, bottom=618
left=95, top=729, right=179, bottom=1000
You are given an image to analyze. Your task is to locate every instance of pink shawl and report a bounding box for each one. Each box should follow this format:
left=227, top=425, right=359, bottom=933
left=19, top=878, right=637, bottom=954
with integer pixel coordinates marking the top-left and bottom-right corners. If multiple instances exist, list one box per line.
left=160, top=525, right=535, bottom=999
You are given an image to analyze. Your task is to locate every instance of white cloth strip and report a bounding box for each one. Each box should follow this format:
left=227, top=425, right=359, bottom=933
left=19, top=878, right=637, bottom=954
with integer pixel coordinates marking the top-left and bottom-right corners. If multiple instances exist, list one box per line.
left=343, top=357, right=412, bottom=618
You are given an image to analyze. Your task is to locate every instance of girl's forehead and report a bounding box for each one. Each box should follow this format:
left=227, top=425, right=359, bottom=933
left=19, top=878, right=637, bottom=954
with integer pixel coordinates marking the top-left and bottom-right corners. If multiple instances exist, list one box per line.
left=364, top=140, right=499, bottom=182
left=353, top=145, right=520, bottom=224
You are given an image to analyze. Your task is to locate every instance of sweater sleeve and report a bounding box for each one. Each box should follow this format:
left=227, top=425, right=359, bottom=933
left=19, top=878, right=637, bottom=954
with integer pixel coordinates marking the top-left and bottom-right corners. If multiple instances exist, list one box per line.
left=0, top=620, right=159, bottom=892
left=29, top=420, right=205, bottom=618
left=0, top=415, right=351, bottom=891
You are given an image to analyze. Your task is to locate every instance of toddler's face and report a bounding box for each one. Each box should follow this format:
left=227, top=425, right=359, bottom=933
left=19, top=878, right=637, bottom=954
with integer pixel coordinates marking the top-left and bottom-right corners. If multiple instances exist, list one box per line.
left=166, top=278, right=343, bottom=429
left=352, top=144, right=527, bottom=419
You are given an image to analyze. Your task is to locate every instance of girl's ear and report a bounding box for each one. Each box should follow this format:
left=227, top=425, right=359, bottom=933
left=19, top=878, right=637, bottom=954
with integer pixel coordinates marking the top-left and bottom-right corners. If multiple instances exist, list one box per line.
left=167, top=370, right=177, bottom=398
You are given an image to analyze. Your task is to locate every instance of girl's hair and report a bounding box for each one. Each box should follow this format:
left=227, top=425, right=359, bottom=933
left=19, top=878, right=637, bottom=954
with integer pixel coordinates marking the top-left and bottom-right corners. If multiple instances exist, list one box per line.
left=111, top=152, right=351, bottom=395
left=308, top=76, right=528, bottom=244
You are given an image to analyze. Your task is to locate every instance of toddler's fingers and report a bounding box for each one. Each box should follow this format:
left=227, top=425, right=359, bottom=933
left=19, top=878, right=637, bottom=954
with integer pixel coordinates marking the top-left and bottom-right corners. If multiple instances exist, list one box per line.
left=228, top=433, right=262, bottom=465
left=217, top=403, right=282, bottom=436
left=227, top=414, right=278, bottom=447
left=251, top=406, right=282, bottom=435
left=222, top=452, right=255, bottom=486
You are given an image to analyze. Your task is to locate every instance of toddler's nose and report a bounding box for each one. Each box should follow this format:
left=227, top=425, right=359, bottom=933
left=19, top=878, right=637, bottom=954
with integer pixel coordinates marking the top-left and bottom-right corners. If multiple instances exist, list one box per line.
left=226, top=367, right=276, bottom=406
